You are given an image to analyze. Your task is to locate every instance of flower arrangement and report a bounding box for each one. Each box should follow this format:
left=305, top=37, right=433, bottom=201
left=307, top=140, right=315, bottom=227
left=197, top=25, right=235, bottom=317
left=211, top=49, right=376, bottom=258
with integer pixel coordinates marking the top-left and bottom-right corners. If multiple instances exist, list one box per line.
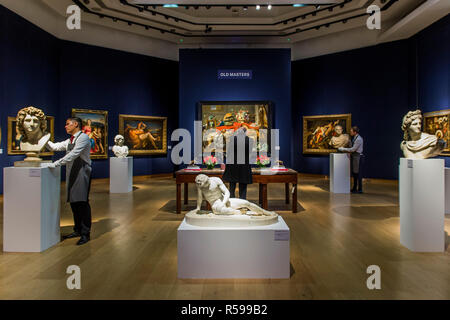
left=203, top=155, right=217, bottom=170
left=256, top=155, right=270, bottom=168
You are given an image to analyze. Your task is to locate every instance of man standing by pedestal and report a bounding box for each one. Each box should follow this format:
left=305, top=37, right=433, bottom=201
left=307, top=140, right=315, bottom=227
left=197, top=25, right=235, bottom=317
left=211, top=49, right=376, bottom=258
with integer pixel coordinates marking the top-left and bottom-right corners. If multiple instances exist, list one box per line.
left=46, top=117, right=92, bottom=245
left=338, top=126, right=364, bottom=193
left=223, top=127, right=253, bottom=199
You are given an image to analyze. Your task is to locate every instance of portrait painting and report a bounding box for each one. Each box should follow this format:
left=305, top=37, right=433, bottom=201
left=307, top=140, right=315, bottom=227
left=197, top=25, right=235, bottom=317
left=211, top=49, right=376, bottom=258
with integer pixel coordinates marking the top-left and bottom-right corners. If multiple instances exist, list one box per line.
left=303, top=113, right=352, bottom=154
left=8, top=116, right=54, bottom=156
left=71, top=108, right=108, bottom=159
left=198, top=101, right=272, bottom=155
left=423, top=109, right=450, bottom=156
left=119, top=114, right=167, bottom=155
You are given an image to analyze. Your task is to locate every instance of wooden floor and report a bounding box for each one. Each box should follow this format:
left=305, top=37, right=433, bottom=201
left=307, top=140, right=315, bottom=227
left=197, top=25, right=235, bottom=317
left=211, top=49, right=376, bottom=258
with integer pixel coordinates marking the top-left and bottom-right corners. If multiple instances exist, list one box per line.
left=0, top=174, right=449, bottom=300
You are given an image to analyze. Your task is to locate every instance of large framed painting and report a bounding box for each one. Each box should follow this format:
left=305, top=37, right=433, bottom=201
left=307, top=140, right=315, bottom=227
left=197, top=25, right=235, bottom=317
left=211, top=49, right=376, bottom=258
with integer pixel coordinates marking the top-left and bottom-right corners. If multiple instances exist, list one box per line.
left=8, top=116, right=54, bottom=156
left=423, top=109, right=450, bottom=156
left=303, top=113, right=352, bottom=154
left=71, top=108, right=108, bottom=159
left=119, top=114, right=167, bottom=155
left=198, top=101, right=272, bottom=155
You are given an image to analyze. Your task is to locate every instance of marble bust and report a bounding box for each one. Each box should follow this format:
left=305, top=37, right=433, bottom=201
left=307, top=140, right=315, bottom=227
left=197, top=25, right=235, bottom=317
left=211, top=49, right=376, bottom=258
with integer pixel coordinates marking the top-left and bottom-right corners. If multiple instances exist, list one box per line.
left=329, top=125, right=350, bottom=149
left=16, top=106, right=51, bottom=161
left=400, top=110, right=446, bottom=159
left=112, top=134, right=129, bottom=158
left=186, top=174, right=278, bottom=227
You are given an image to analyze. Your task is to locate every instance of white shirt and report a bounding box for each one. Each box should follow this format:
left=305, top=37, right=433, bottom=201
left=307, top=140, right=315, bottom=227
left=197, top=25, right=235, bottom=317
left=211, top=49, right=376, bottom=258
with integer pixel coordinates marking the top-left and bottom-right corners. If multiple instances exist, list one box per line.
left=47, top=131, right=92, bottom=166
left=340, top=134, right=363, bottom=154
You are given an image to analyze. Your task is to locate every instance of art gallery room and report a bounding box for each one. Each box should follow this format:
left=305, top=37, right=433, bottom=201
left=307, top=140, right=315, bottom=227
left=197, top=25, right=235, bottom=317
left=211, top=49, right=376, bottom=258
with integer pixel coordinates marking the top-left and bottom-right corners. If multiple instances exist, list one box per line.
left=0, top=0, right=449, bottom=304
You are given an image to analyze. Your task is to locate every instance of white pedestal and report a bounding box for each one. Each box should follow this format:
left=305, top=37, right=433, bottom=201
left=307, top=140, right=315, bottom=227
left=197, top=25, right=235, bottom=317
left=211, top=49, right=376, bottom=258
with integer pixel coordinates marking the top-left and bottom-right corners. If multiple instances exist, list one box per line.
left=3, top=167, right=61, bottom=252
left=399, top=158, right=445, bottom=252
left=445, top=168, right=450, bottom=214
left=110, top=157, right=133, bottom=193
left=330, top=153, right=350, bottom=193
left=177, top=216, right=290, bottom=279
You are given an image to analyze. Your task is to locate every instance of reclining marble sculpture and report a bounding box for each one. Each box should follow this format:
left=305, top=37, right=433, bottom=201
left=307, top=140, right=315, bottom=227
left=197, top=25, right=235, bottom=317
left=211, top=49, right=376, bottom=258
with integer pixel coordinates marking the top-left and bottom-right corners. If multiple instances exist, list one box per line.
left=400, top=110, right=446, bottom=159
left=15, top=106, right=51, bottom=165
left=112, top=134, right=129, bottom=158
left=185, top=174, right=278, bottom=227
left=329, top=125, right=350, bottom=149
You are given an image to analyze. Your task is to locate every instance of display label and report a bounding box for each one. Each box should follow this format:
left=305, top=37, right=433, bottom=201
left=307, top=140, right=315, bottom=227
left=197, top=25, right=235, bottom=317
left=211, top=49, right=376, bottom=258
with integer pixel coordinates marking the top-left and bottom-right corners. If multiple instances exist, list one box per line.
left=274, top=230, right=289, bottom=241
left=407, top=159, right=413, bottom=168
left=29, top=169, right=41, bottom=177
left=218, top=70, right=252, bottom=80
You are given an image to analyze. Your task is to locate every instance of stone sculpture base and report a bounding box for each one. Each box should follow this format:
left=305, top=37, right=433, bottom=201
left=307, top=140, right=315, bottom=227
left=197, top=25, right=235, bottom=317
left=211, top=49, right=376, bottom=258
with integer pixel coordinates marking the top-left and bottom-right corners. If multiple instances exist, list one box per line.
left=330, top=153, right=350, bottom=193
left=14, top=160, right=51, bottom=167
left=178, top=216, right=290, bottom=279
left=185, top=209, right=279, bottom=227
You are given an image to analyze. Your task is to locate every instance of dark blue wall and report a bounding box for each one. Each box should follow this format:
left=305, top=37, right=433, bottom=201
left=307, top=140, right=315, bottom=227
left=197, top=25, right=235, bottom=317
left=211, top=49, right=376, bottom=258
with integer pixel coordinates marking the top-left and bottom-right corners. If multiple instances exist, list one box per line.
left=292, top=15, right=450, bottom=179
left=0, top=5, right=60, bottom=194
left=0, top=5, right=178, bottom=194
left=59, top=41, right=178, bottom=179
left=179, top=49, right=292, bottom=167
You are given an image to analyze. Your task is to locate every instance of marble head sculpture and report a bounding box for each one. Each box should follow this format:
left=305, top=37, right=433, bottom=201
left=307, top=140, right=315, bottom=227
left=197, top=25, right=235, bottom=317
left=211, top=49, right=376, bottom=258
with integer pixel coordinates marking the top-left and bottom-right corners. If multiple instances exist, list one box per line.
left=112, top=134, right=128, bottom=158
left=194, top=174, right=276, bottom=216
left=400, top=109, right=446, bottom=159
left=16, top=106, right=51, bottom=161
left=329, top=125, right=350, bottom=149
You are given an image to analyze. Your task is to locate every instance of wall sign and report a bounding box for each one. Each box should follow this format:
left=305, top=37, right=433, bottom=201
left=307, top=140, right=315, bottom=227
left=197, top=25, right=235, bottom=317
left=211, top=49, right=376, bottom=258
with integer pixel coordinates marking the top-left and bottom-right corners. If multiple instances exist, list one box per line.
left=218, top=70, right=252, bottom=80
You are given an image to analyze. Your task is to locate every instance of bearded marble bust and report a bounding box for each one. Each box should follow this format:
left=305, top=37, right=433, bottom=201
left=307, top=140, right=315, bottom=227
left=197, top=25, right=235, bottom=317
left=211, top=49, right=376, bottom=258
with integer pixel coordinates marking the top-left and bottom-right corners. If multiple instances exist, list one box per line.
left=17, top=106, right=51, bottom=153
left=329, top=125, right=350, bottom=149
left=400, top=110, right=446, bottom=159
left=112, top=134, right=129, bottom=158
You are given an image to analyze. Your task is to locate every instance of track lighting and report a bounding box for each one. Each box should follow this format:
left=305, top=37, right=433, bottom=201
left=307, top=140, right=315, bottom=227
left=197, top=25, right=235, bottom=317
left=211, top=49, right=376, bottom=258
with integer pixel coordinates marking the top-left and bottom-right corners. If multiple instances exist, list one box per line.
left=267, top=5, right=272, bottom=10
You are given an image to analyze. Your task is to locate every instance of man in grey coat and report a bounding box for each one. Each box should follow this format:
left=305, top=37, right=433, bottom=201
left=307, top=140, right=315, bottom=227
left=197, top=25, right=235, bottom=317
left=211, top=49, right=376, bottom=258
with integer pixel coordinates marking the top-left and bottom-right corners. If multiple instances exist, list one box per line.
left=338, top=126, right=364, bottom=193
left=47, top=117, right=92, bottom=245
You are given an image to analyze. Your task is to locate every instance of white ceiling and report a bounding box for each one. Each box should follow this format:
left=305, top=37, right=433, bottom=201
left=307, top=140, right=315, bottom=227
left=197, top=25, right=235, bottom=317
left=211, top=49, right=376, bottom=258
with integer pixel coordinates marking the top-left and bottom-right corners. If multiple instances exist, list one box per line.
left=0, top=0, right=449, bottom=61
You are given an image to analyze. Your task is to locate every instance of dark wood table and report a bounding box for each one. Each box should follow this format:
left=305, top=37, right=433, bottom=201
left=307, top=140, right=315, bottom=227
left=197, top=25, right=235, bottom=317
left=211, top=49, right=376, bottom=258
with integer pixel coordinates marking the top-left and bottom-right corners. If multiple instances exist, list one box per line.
left=175, top=168, right=298, bottom=214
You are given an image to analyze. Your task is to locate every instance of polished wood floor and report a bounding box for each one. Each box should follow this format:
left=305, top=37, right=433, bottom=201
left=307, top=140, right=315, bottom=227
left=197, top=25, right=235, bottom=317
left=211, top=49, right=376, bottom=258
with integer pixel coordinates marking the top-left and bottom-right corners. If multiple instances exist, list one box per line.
left=0, top=174, right=449, bottom=300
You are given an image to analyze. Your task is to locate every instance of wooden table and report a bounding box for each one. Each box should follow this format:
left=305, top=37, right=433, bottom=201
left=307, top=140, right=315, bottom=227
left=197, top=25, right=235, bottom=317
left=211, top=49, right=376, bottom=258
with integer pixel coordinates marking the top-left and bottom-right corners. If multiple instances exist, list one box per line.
left=175, top=168, right=298, bottom=214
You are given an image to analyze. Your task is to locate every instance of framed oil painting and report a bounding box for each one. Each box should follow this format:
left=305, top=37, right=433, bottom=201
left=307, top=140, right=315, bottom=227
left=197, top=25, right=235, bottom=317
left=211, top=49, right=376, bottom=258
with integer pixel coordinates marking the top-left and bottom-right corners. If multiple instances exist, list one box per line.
left=198, top=101, right=272, bottom=155
left=8, top=116, right=54, bottom=156
left=303, top=113, right=352, bottom=154
left=119, top=114, right=167, bottom=155
left=423, top=109, right=450, bottom=156
left=71, top=108, right=108, bottom=160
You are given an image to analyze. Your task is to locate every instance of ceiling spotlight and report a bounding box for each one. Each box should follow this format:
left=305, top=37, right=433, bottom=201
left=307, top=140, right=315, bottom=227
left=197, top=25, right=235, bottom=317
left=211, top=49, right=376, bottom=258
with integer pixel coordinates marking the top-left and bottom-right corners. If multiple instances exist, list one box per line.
left=293, top=4, right=305, bottom=7
left=226, top=5, right=231, bottom=10
left=296, top=28, right=301, bottom=32
left=243, top=6, right=248, bottom=11
left=151, top=11, right=156, bottom=16
left=325, top=23, right=330, bottom=28
left=113, top=17, right=117, bottom=22
left=340, top=4, right=345, bottom=8
left=194, top=6, right=199, bottom=10
left=163, top=4, right=178, bottom=8
left=315, top=26, right=320, bottom=30
left=283, top=21, right=288, bottom=25
left=256, top=5, right=260, bottom=10
left=175, top=18, right=179, bottom=22
left=301, top=15, right=306, bottom=19
left=267, top=5, right=272, bottom=10
left=206, top=5, right=211, bottom=9
left=312, top=12, right=316, bottom=16
left=164, top=15, right=169, bottom=19
left=138, top=7, right=143, bottom=12
left=152, top=5, right=156, bottom=9
left=315, top=5, right=321, bottom=9
left=145, top=26, right=149, bottom=30
left=160, top=30, right=165, bottom=34
left=185, top=6, right=189, bottom=9
left=127, top=22, right=132, bottom=26
left=292, top=18, right=297, bottom=22
left=342, top=19, right=347, bottom=24
left=328, top=7, right=333, bottom=12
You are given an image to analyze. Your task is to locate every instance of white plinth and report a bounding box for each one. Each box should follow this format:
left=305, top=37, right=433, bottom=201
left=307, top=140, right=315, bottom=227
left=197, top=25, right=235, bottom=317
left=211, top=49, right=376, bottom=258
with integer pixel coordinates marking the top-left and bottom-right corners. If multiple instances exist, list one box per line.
left=399, top=158, right=445, bottom=252
left=110, top=157, right=133, bottom=193
left=3, top=166, right=61, bottom=252
left=177, top=216, right=290, bottom=279
left=330, top=153, right=350, bottom=193
left=445, top=168, right=450, bottom=214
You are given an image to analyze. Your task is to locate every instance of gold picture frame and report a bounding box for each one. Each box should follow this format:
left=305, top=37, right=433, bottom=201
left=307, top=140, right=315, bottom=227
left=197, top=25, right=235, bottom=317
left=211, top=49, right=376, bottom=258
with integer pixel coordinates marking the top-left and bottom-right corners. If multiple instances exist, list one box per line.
left=8, top=116, right=55, bottom=156
left=71, top=108, right=108, bottom=160
left=423, top=109, right=450, bottom=156
left=119, top=114, right=167, bottom=155
left=303, top=113, right=352, bottom=154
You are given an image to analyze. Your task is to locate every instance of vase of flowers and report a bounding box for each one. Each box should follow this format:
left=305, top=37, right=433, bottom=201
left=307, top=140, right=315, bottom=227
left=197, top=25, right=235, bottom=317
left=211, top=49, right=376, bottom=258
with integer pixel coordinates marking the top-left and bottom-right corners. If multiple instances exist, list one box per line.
left=256, top=155, right=270, bottom=168
left=203, top=155, right=217, bottom=170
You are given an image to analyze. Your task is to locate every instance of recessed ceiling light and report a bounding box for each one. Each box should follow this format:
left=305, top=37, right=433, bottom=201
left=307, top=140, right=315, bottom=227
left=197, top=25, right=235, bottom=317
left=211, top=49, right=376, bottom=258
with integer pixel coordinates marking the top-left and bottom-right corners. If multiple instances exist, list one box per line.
left=256, top=5, right=260, bottom=10
left=268, top=5, right=272, bottom=10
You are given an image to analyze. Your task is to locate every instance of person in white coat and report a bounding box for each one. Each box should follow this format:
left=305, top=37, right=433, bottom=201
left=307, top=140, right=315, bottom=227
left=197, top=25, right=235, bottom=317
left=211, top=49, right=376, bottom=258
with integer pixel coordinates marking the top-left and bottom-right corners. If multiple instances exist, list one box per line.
left=47, top=117, right=92, bottom=245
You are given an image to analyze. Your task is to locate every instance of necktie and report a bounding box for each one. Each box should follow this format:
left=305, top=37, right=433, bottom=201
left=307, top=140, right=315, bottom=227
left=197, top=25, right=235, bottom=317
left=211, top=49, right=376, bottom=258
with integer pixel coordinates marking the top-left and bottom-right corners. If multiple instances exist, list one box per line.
left=70, top=135, right=74, bottom=144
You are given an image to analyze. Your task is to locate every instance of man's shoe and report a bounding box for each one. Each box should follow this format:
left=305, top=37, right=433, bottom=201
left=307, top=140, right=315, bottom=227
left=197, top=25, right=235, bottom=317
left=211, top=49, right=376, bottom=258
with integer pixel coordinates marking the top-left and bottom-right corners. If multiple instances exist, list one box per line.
left=351, top=189, right=357, bottom=193
left=76, top=235, right=90, bottom=246
left=357, top=190, right=363, bottom=194
left=63, top=232, right=81, bottom=240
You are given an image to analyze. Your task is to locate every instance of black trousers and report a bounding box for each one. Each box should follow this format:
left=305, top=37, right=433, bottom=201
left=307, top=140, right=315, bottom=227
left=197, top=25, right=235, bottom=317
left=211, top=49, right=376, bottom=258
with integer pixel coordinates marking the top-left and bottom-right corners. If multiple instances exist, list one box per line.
left=350, top=155, right=364, bottom=192
left=229, top=182, right=248, bottom=200
left=70, top=201, right=92, bottom=236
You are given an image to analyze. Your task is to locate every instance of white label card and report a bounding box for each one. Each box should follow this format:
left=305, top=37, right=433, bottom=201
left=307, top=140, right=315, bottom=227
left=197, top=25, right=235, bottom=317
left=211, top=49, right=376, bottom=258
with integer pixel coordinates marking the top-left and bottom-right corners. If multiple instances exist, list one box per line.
left=407, top=159, right=413, bottom=168
left=29, top=169, right=41, bottom=177
left=274, top=230, right=289, bottom=241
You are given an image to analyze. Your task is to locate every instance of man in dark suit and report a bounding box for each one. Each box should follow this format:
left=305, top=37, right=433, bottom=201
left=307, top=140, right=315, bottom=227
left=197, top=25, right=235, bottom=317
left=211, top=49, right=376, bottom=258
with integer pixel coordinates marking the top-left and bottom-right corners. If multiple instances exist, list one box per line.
left=339, top=126, right=364, bottom=193
left=222, top=127, right=253, bottom=199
